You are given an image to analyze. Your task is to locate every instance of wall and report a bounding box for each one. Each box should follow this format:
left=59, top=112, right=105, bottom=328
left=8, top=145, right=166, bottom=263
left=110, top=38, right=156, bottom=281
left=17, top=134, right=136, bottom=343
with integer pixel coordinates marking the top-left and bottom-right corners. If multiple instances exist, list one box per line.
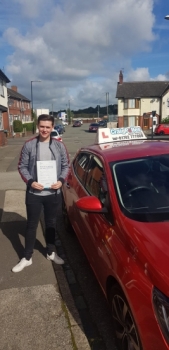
left=0, top=88, right=8, bottom=109
left=36, top=109, right=49, bottom=117
left=0, top=130, right=7, bottom=146
left=140, top=98, right=160, bottom=116
left=161, top=91, right=169, bottom=120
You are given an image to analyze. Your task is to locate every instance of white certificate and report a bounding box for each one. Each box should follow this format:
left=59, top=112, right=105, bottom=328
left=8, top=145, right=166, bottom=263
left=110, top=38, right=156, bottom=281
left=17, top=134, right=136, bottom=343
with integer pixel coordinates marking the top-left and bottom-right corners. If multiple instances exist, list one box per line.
left=37, top=160, right=57, bottom=188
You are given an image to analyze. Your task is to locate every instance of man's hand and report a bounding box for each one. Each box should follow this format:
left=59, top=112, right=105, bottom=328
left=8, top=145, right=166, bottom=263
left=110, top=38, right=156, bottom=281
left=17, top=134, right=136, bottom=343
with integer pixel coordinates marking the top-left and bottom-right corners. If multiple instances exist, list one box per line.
left=51, top=181, right=62, bottom=190
left=31, top=181, right=44, bottom=190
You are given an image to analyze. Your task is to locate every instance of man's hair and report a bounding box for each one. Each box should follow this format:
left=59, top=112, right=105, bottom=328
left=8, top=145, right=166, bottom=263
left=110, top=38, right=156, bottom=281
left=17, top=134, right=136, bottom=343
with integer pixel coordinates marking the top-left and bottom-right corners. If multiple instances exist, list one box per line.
left=37, top=114, right=54, bottom=126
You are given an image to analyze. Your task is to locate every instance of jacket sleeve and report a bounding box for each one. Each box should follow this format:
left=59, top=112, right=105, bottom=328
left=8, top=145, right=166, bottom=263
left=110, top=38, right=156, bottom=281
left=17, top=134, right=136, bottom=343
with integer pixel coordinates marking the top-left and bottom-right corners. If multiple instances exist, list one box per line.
left=58, top=142, right=70, bottom=184
left=18, top=142, right=34, bottom=187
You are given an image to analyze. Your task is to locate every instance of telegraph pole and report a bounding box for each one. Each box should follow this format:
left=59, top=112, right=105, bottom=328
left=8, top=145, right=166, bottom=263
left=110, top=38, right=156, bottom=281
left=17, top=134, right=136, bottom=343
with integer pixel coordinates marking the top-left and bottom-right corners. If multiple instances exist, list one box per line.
left=106, top=92, right=109, bottom=121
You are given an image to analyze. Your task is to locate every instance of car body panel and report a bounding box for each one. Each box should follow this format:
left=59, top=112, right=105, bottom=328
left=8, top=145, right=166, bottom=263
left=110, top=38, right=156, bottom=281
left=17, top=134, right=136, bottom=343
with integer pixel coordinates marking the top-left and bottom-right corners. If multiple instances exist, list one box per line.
left=154, top=124, right=169, bottom=135
left=50, top=130, right=62, bottom=141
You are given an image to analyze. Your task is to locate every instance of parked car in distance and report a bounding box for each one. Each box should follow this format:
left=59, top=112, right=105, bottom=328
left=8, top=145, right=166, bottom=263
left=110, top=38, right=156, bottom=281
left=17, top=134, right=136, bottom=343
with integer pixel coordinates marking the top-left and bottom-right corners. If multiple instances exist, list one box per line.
left=73, top=120, right=81, bottom=127
left=89, top=123, right=99, bottom=132
left=62, top=120, right=68, bottom=126
left=154, top=124, right=169, bottom=135
left=62, top=126, right=169, bottom=350
left=98, top=120, right=107, bottom=127
left=77, top=119, right=83, bottom=125
left=54, top=124, right=65, bottom=134
left=50, top=129, right=62, bottom=141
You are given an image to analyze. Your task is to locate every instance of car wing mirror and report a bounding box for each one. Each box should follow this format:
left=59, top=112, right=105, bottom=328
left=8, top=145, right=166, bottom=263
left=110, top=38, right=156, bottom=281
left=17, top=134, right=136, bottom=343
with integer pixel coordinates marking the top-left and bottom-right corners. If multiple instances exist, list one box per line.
left=75, top=196, right=108, bottom=214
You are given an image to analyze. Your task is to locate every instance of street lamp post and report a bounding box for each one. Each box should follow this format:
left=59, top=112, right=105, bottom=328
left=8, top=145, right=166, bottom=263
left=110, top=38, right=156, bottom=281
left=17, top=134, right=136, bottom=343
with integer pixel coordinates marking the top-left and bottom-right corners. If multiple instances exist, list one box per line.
left=31, top=80, right=41, bottom=121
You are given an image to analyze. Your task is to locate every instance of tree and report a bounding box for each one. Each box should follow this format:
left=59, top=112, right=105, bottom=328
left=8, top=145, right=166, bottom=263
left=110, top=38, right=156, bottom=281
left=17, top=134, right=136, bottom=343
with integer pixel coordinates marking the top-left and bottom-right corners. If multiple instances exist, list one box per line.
left=13, top=120, right=23, bottom=133
left=31, top=109, right=37, bottom=122
left=67, top=108, right=74, bottom=124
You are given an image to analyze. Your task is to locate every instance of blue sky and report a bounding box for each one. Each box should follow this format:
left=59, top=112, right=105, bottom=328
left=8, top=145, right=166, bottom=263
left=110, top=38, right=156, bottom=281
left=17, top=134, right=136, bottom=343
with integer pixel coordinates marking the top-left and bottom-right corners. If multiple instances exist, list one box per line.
left=0, top=0, right=169, bottom=111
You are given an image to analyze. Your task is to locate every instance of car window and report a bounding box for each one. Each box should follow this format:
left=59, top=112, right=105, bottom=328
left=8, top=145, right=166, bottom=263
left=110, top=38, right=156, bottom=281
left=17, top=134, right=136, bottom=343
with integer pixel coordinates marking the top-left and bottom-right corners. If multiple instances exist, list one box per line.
left=85, top=156, right=108, bottom=205
left=73, top=152, right=91, bottom=185
left=111, top=154, right=169, bottom=222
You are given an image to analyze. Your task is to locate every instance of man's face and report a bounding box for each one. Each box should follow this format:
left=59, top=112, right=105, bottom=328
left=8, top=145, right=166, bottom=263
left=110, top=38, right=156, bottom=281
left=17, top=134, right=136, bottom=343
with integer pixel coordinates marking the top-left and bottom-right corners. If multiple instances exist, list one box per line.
left=38, top=120, right=53, bottom=141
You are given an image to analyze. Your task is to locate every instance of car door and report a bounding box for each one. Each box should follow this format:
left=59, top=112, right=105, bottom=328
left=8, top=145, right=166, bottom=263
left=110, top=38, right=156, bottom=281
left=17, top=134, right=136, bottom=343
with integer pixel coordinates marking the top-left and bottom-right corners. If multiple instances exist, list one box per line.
left=80, top=155, right=115, bottom=285
left=68, top=154, right=113, bottom=285
left=63, top=151, right=92, bottom=234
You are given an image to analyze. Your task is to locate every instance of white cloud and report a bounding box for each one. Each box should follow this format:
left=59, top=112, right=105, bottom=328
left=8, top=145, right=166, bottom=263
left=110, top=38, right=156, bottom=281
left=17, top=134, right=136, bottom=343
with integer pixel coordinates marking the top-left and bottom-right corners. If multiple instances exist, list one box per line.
left=126, top=68, right=151, bottom=81
left=3, top=0, right=156, bottom=109
left=12, top=0, right=54, bottom=18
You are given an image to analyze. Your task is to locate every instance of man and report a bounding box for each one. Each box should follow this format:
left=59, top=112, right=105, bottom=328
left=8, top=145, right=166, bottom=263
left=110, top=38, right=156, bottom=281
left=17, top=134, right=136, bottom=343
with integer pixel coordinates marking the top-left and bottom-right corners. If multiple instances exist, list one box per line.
left=12, top=114, right=69, bottom=273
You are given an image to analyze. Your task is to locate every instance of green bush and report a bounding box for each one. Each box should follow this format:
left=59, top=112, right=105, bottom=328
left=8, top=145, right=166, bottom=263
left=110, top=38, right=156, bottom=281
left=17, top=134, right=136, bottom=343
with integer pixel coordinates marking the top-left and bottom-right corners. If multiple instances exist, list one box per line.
left=13, top=120, right=23, bottom=132
left=161, top=117, right=169, bottom=124
left=23, top=122, right=36, bottom=132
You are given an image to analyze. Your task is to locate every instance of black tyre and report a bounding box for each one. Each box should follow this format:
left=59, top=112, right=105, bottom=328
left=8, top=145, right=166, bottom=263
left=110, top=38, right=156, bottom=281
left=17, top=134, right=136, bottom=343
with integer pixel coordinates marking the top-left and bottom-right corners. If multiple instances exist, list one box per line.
left=159, top=131, right=164, bottom=135
left=110, top=284, right=142, bottom=350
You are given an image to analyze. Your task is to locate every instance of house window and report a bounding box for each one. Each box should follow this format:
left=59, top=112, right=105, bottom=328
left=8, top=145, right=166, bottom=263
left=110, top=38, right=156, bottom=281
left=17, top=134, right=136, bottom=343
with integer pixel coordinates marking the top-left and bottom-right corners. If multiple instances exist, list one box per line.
left=124, top=99, right=128, bottom=109
left=123, top=116, right=136, bottom=127
left=167, top=98, right=169, bottom=108
left=0, top=80, right=4, bottom=96
left=0, top=111, right=3, bottom=129
left=128, top=99, right=135, bottom=108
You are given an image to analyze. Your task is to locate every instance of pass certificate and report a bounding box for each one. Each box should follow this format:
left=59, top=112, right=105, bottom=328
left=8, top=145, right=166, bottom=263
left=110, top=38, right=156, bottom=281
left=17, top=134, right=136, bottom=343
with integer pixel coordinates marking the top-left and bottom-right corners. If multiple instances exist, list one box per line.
left=37, top=160, right=57, bottom=188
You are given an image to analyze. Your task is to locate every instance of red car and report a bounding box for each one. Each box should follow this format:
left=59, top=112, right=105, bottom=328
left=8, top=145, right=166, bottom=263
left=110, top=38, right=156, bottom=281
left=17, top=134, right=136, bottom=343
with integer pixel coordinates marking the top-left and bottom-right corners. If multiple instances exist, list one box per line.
left=73, top=121, right=81, bottom=127
left=89, top=122, right=99, bottom=132
left=154, top=124, right=169, bottom=135
left=63, top=126, right=169, bottom=350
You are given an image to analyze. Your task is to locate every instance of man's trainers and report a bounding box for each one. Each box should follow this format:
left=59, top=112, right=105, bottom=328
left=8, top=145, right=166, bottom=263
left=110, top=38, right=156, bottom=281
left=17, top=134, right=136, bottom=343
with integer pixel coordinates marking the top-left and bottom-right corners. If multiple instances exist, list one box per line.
left=47, top=252, right=64, bottom=265
left=12, top=258, right=32, bottom=273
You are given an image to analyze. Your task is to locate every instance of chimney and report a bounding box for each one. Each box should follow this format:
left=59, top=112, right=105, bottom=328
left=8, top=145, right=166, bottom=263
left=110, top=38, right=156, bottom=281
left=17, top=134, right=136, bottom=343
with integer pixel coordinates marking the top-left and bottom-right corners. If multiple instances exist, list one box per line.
left=119, top=70, right=123, bottom=84
left=11, top=85, right=17, bottom=92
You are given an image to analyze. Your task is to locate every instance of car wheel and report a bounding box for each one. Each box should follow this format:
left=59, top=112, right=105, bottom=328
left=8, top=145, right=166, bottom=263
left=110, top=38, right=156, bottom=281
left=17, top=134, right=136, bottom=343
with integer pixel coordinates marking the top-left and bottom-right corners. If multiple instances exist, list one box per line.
left=159, top=131, right=164, bottom=135
left=110, top=284, right=142, bottom=350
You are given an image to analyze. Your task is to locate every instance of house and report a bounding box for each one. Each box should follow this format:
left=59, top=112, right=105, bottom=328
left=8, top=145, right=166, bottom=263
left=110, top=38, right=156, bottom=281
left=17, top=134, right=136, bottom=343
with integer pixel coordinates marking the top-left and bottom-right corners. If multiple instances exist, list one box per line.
left=0, top=69, right=10, bottom=146
left=116, top=70, right=169, bottom=131
left=7, top=86, right=31, bottom=132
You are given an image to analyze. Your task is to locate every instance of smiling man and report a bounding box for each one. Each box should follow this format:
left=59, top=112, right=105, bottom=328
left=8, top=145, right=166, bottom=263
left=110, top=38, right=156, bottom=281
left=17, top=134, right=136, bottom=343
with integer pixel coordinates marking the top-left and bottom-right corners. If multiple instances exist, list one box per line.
left=12, top=114, right=69, bottom=273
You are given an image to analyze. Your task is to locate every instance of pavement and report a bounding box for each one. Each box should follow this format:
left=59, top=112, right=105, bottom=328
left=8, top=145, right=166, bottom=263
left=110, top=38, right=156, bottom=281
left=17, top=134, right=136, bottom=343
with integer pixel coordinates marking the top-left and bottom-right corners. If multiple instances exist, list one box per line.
left=0, top=137, right=91, bottom=350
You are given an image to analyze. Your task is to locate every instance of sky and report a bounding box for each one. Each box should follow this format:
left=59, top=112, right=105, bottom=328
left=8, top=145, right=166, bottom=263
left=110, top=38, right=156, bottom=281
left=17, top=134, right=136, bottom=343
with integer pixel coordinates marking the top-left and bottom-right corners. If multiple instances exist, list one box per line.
left=1, top=0, right=169, bottom=112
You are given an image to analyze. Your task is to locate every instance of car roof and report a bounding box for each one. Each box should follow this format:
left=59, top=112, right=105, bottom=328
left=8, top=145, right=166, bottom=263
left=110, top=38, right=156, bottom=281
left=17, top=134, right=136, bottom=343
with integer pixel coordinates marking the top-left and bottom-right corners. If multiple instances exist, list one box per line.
left=80, top=140, right=169, bottom=162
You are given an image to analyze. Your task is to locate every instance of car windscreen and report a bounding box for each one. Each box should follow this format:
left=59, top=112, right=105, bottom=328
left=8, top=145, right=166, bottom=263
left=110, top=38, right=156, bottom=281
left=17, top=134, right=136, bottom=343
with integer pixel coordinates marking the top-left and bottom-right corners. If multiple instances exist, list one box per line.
left=110, top=154, right=169, bottom=222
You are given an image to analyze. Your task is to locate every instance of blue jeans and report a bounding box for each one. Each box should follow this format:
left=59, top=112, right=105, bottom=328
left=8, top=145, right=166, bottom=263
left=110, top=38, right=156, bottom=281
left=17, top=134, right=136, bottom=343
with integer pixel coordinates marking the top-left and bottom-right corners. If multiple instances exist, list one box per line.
left=24, top=191, right=61, bottom=259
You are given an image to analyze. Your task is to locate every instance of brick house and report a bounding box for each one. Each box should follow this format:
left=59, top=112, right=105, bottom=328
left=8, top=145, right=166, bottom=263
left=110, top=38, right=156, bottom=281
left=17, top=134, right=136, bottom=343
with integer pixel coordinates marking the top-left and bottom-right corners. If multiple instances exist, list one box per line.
left=116, top=71, right=169, bottom=131
left=7, top=86, right=31, bottom=132
left=0, top=69, right=10, bottom=146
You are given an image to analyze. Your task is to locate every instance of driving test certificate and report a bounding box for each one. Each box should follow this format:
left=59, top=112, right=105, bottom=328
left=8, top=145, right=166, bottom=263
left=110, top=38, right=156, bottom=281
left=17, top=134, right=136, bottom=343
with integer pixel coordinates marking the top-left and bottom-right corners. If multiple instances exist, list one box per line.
left=37, top=160, right=57, bottom=188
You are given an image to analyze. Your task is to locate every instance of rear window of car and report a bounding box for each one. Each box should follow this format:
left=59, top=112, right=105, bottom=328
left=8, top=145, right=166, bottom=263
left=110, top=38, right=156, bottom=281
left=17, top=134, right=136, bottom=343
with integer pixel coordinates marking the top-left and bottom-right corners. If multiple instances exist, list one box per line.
left=90, top=123, right=99, bottom=126
left=51, top=131, right=58, bottom=136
